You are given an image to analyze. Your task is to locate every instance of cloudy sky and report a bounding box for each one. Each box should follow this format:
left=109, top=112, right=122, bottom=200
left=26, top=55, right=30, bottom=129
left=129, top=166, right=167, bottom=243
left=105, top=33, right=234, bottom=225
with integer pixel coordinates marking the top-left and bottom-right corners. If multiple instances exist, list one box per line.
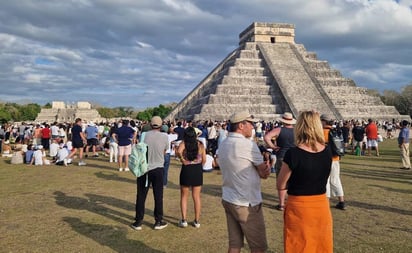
left=1, top=0, right=411, bottom=109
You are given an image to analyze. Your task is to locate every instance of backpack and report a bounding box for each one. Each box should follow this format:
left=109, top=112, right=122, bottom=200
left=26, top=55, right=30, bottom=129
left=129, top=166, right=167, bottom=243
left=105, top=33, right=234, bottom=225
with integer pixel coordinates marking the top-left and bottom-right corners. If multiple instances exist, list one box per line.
left=328, top=128, right=345, bottom=157
left=128, top=142, right=148, bottom=178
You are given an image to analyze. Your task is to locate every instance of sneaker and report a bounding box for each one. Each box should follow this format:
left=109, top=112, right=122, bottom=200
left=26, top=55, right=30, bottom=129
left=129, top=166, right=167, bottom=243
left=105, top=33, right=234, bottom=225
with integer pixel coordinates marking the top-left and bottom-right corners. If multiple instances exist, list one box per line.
left=154, top=221, right=168, bottom=230
left=118, top=168, right=123, bottom=172
left=178, top=219, right=188, bottom=228
left=192, top=220, right=200, bottom=228
left=335, top=202, right=346, bottom=210
left=67, top=158, right=72, bottom=164
left=63, top=159, right=68, bottom=166
left=78, top=161, right=87, bottom=166
left=92, top=154, right=99, bottom=157
left=130, top=221, right=142, bottom=231
left=124, top=167, right=130, bottom=172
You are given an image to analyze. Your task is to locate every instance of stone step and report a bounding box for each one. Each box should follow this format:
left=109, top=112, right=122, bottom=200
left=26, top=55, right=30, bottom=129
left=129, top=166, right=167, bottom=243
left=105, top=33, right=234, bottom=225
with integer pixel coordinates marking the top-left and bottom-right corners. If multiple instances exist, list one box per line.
left=208, top=94, right=274, bottom=104
left=236, top=50, right=260, bottom=59
left=312, top=69, right=343, bottom=78
left=219, top=76, right=271, bottom=85
left=199, top=103, right=279, bottom=115
left=226, top=66, right=267, bottom=76
left=215, top=85, right=272, bottom=94
left=319, top=78, right=356, bottom=86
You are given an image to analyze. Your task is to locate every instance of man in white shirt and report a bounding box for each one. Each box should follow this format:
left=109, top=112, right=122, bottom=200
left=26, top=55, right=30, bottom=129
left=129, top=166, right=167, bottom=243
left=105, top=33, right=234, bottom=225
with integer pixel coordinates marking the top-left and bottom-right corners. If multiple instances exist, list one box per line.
left=218, top=111, right=270, bottom=253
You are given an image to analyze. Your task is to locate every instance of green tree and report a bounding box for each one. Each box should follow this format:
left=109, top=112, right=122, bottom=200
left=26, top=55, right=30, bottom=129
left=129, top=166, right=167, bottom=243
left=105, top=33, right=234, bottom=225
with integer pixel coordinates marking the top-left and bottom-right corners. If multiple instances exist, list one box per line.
left=136, top=104, right=172, bottom=121
left=0, top=107, right=12, bottom=123
left=19, top=103, right=41, bottom=121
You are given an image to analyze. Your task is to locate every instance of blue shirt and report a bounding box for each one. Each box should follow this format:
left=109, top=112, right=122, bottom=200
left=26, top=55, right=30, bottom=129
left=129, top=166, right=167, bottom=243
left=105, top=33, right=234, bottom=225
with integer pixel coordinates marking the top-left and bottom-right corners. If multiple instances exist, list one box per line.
left=85, top=125, right=98, bottom=139
left=71, top=125, right=83, bottom=142
left=115, top=126, right=135, bottom=146
left=398, top=127, right=409, bottom=145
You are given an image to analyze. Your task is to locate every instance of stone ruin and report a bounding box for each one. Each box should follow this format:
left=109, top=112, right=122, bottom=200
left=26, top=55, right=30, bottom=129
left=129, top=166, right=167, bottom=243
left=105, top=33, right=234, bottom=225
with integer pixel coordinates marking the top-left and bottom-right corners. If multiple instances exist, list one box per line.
left=35, top=101, right=103, bottom=123
left=166, top=22, right=409, bottom=122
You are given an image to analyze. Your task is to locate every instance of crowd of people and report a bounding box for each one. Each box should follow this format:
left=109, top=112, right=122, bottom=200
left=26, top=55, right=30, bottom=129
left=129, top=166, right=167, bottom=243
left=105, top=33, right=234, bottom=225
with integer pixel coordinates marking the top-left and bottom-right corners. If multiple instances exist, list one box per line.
left=0, top=112, right=410, bottom=252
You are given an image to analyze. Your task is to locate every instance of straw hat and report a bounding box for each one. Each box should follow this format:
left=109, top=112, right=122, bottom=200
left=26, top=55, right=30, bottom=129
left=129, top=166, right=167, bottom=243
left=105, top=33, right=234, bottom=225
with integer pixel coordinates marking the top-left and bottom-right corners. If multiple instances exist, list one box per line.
left=279, top=112, right=296, bottom=125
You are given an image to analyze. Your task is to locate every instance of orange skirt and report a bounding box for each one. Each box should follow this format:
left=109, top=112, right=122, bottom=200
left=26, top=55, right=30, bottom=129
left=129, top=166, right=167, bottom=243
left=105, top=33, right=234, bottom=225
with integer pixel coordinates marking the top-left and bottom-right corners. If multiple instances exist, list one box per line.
left=284, top=194, right=333, bottom=253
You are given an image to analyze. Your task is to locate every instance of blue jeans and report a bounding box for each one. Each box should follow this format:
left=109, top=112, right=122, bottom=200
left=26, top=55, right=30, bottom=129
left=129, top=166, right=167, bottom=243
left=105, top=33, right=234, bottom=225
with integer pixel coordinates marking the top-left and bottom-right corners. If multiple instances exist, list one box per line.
left=163, top=153, right=171, bottom=186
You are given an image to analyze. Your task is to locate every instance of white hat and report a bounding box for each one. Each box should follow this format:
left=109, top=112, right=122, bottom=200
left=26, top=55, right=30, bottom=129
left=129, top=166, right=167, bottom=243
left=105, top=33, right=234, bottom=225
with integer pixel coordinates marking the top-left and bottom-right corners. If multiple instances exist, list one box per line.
left=278, top=112, right=296, bottom=125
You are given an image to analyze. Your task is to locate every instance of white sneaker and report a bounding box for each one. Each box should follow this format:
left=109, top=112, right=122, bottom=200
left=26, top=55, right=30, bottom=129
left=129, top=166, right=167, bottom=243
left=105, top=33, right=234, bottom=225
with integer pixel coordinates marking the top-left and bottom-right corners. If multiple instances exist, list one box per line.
left=78, top=161, right=87, bottom=166
left=178, top=220, right=188, bottom=228
left=124, top=167, right=130, bottom=172
left=63, top=159, right=68, bottom=166
left=118, top=168, right=123, bottom=172
left=192, top=220, right=200, bottom=228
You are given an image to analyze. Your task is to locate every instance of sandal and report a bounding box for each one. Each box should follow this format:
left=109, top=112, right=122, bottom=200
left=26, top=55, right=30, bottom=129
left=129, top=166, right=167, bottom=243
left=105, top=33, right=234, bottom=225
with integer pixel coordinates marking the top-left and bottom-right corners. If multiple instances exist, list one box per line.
left=275, top=204, right=285, bottom=211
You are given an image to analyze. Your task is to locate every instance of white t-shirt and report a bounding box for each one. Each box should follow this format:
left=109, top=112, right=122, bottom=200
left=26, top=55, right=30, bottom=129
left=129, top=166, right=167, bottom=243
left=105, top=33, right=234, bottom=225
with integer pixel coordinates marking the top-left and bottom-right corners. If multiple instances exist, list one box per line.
left=49, top=143, right=59, bottom=157
left=203, top=154, right=214, bottom=171
left=56, top=148, right=69, bottom=162
left=33, top=150, right=44, bottom=165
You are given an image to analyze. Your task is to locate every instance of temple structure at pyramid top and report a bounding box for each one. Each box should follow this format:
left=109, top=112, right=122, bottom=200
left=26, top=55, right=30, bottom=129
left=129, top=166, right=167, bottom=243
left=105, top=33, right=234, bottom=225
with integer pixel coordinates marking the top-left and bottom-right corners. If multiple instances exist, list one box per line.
left=166, top=22, right=409, bottom=122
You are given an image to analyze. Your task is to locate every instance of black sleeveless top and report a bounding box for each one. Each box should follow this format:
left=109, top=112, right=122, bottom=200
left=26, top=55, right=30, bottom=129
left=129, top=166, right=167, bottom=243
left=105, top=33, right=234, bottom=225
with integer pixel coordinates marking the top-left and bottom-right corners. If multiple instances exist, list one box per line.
left=276, top=127, right=295, bottom=159
left=283, top=146, right=332, bottom=196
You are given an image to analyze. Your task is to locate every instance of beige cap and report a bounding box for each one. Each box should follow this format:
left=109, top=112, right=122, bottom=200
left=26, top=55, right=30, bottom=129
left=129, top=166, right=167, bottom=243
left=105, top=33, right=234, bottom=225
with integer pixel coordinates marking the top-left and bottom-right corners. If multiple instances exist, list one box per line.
left=151, top=116, right=162, bottom=128
left=230, top=111, right=257, bottom=124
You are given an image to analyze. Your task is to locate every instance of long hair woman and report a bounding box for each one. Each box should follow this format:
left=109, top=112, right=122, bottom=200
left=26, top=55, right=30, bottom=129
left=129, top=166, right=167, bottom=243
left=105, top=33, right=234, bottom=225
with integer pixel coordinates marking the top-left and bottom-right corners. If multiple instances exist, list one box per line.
left=176, top=127, right=206, bottom=228
left=277, top=111, right=333, bottom=253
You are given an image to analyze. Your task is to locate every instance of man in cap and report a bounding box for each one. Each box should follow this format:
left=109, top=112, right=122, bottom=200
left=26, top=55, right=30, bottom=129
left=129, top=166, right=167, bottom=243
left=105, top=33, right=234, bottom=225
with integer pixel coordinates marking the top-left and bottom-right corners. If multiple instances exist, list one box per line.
left=219, top=110, right=270, bottom=253
left=320, top=114, right=346, bottom=210
left=131, top=116, right=169, bottom=231
left=264, top=112, right=296, bottom=211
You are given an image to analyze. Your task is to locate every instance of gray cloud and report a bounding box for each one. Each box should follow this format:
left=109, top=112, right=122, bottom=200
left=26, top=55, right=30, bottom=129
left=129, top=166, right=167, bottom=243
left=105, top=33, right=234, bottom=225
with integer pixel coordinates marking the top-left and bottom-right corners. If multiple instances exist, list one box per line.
left=0, top=0, right=411, bottom=108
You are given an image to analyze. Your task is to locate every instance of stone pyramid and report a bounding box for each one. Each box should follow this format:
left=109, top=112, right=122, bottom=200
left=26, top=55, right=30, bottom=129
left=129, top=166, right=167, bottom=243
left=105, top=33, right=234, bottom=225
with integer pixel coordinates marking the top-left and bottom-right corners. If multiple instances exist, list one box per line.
left=166, top=22, right=406, bottom=122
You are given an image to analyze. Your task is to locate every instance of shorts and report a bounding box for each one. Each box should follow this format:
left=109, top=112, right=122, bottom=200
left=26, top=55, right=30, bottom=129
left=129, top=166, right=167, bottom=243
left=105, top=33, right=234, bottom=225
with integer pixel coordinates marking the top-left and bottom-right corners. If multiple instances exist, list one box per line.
left=72, top=139, right=84, bottom=148
left=118, top=144, right=132, bottom=156
left=367, top=139, right=378, bottom=147
left=87, top=138, right=99, bottom=146
left=222, top=200, right=267, bottom=251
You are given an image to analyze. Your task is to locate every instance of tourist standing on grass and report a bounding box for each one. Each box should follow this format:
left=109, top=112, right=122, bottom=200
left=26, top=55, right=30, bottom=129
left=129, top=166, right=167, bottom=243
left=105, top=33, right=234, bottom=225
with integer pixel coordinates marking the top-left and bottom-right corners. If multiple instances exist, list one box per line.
left=41, top=124, right=51, bottom=150
left=351, top=121, right=365, bottom=155
left=131, top=116, right=169, bottom=231
left=263, top=112, right=296, bottom=211
left=365, top=118, right=380, bottom=156
left=277, top=111, right=333, bottom=253
left=112, top=119, right=136, bottom=172
left=176, top=127, right=206, bottom=228
left=66, top=118, right=87, bottom=166
left=321, top=114, right=346, bottom=210
left=218, top=111, right=270, bottom=253
left=85, top=121, right=99, bottom=158
left=398, top=120, right=411, bottom=170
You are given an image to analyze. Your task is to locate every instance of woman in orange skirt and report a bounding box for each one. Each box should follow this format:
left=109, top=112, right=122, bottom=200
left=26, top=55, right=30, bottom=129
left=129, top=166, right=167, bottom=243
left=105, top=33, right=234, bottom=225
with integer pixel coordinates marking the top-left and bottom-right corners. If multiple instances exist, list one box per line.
left=277, top=111, right=333, bottom=253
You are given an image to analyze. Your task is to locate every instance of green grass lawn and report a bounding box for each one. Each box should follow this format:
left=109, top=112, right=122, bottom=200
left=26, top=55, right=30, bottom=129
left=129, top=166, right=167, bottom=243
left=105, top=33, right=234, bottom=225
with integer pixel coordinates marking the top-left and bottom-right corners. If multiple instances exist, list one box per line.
left=0, top=138, right=411, bottom=253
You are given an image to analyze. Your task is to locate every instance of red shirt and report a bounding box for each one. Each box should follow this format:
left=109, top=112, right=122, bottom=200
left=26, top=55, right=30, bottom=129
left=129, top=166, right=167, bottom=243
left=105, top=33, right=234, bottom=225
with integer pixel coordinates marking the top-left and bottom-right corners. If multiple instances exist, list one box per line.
left=41, top=127, right=51, bottom=139
left=365, top=122, right=378, bottom=140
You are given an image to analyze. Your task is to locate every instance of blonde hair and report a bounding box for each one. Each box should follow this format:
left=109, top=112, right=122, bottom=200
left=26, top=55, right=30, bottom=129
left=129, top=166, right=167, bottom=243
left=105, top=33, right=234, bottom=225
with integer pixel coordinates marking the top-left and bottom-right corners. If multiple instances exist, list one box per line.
left=294, top=111, right=325, bottom=151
